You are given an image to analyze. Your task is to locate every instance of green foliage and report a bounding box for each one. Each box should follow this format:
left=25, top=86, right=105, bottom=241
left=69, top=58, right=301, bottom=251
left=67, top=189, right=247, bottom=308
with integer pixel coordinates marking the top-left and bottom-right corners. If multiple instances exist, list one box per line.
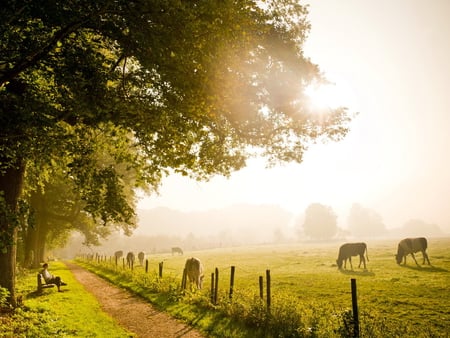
left=0, top=192, right=20, bottom=252
left=0, top=287, right=9, bottom=308
left=1, top=0, right=354, bottom=185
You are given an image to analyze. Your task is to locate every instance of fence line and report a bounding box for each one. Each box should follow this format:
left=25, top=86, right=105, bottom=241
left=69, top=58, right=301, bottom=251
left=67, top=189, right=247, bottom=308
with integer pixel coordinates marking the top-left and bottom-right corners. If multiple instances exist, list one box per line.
left=76, top=254, right=361, bottom=334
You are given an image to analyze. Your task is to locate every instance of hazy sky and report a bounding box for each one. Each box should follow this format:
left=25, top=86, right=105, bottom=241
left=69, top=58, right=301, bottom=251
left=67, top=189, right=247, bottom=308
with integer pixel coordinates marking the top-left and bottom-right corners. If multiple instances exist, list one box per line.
left=138, top=0, right=450, bottom=230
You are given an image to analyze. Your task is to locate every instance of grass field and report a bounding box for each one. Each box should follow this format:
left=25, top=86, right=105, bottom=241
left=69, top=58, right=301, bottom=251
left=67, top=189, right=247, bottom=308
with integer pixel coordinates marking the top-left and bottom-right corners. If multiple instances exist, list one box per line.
left=4, top=238, right=448, bottom=337
left=79, top=237, right=450, bottom=337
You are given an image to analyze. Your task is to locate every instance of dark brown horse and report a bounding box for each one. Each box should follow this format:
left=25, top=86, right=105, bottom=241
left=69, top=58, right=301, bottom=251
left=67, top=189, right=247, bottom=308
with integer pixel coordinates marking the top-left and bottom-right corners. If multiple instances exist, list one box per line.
left=114, top=250, right=123, bottom=264
left=171, top=247, right=183, bottom=255
left=395, top=237, right=430, bottom=266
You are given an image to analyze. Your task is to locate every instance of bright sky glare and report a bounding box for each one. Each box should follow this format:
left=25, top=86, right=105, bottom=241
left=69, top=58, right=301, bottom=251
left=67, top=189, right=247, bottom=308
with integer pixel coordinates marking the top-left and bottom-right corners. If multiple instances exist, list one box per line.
left=138, top=0, right=450, bottom=231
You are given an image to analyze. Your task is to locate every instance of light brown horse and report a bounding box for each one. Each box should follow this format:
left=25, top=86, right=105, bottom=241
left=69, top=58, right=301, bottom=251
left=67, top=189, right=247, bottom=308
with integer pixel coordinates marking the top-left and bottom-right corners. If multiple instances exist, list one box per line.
left=336, top=242, right=369, bottom=270
left=184, top=257, right=204, bottom=289
left=137, top=251, right=145, bottom=266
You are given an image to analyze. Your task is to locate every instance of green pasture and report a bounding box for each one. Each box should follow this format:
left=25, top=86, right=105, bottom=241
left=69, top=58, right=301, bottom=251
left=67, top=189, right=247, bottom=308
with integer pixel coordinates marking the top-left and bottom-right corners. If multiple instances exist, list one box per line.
left=5, top=239, right=447, bottom=337
left=80, top=237, right=450, bottom=337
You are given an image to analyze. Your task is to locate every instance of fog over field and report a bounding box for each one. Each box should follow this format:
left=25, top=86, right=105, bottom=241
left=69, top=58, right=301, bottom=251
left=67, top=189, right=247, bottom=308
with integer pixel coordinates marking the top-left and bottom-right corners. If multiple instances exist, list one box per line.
left=133, top=204, right=448, bottom=245
left=136, top=0, right=450, bottom=239
left=58, top=203, right=447, bottom=259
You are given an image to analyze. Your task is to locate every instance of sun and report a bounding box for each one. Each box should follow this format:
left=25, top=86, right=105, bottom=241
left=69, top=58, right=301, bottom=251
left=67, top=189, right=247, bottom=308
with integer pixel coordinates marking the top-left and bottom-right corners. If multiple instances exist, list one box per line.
left=304, top=75, right=357, bottom=111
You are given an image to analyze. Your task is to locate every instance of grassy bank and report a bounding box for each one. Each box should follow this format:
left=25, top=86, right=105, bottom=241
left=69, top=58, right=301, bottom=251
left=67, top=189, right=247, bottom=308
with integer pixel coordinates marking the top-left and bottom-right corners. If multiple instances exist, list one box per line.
left=0, top=261, right=134, bottom=338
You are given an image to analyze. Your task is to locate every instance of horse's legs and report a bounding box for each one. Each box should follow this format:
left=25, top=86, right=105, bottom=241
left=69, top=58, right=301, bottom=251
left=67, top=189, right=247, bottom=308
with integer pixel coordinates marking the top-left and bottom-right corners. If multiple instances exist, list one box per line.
left=359, top=255, right=366, bottom=269
left=410, top=253, right=420, bottom=266
left=423, top=251, right=431, bottom=265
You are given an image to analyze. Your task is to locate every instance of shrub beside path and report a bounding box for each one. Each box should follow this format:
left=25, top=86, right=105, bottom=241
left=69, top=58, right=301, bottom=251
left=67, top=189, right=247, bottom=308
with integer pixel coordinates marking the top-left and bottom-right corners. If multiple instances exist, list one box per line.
left=65, top=262, right=206, bottom=338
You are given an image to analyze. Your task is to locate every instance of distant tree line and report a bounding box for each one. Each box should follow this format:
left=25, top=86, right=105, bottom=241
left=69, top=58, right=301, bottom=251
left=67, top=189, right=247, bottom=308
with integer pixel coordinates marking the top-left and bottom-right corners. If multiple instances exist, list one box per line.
left=296, top=202, right=445, bottom=240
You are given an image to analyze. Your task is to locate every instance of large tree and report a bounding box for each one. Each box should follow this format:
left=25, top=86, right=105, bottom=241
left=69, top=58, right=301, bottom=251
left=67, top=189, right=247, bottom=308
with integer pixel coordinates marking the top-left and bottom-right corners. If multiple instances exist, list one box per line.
left=19, top=127, right=142, bottom=269
left=302, top=203, right=338, bottom=240
left=0, top=1, right=352, bottom=305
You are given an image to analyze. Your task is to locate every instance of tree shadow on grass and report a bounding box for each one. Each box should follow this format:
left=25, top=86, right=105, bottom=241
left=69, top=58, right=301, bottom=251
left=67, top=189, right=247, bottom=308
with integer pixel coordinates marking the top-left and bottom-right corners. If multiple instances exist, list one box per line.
left=26, top=290, right=46, bottom=299
left=400, top=264, right=448, bottom=273
left=26, top=288, right=66, bottom=299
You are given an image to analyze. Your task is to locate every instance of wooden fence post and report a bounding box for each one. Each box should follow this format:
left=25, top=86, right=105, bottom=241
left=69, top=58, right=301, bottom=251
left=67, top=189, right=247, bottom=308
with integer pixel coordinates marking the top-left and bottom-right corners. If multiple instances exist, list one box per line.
left=181, top=268, right=187, bottom=290
left=214, top=267, right=219, bottom=305
left=145, top=259, right=148, bottom=273
left=259, top=276, right=264, bottom=299
left=229, top=266, right=235, bottom=300
left=159, top=261, right=163, bottom=278
left=211, top=272, right=215, bottom=303
left=351, top=278, right=360, bottom=338
left=266, top=269, right=271, bottom=311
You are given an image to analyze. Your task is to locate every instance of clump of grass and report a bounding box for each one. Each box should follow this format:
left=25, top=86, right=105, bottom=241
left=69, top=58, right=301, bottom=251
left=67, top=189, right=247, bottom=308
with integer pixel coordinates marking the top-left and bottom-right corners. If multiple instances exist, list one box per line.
left=0, top=287, right=9, bottom=309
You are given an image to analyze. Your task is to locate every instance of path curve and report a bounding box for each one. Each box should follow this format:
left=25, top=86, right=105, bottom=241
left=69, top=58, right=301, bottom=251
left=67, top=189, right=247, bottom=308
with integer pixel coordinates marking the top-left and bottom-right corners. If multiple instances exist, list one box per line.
left=65, top=262, right=206, bottom=338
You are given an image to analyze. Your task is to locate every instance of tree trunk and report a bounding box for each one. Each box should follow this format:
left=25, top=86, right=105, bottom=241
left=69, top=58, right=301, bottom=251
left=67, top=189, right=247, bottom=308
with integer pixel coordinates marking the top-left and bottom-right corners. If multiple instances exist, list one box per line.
left=23, top=223, right=40, bottom=268
left=0, top=160, right=25, bottom=307
left=22, top=228, right=34, bottom=268
left=31, top=191, right=48, bottom=267
left=36, top=223, right=47, bottom=264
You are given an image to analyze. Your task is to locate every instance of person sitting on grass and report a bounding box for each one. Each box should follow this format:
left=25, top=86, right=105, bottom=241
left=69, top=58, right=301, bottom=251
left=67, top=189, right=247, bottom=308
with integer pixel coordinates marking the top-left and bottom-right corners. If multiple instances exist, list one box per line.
left=40, top=263, right=67, bottom=292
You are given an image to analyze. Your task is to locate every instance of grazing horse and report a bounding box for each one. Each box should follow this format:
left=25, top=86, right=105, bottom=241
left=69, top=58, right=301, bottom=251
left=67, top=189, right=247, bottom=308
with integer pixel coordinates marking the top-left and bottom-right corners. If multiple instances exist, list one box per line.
left=184, top=257, right=204, bottom=290
left=138, top=251, right=145, bottom=266
left=114, top=250, right=123, bottom=264
left=396, top=237, right=431, bottom=266
left=126, top=251, right=135, bottom=269
left=336, top=242, right=369, bottom=270
left=171, top=247, right=183, bottom=255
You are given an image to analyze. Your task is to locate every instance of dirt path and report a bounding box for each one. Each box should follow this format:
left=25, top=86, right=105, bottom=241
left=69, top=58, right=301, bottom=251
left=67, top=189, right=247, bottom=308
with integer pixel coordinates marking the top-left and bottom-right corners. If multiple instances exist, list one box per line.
left=65, top=262, right=206, bottom=338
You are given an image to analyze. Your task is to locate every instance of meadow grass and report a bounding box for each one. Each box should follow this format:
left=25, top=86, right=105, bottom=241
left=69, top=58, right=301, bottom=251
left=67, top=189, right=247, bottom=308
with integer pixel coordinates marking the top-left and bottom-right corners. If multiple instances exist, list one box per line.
left=78, top=237, right=450, bottom=337
left=0, top=261, right=134, bottom=338
left=3, top=238, right=448, bottom=337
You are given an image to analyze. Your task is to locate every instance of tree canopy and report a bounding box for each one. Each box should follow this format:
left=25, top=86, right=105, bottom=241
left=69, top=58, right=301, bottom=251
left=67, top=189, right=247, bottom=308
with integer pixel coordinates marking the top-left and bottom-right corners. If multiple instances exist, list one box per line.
left=0, top=0, right=353, bottom=305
